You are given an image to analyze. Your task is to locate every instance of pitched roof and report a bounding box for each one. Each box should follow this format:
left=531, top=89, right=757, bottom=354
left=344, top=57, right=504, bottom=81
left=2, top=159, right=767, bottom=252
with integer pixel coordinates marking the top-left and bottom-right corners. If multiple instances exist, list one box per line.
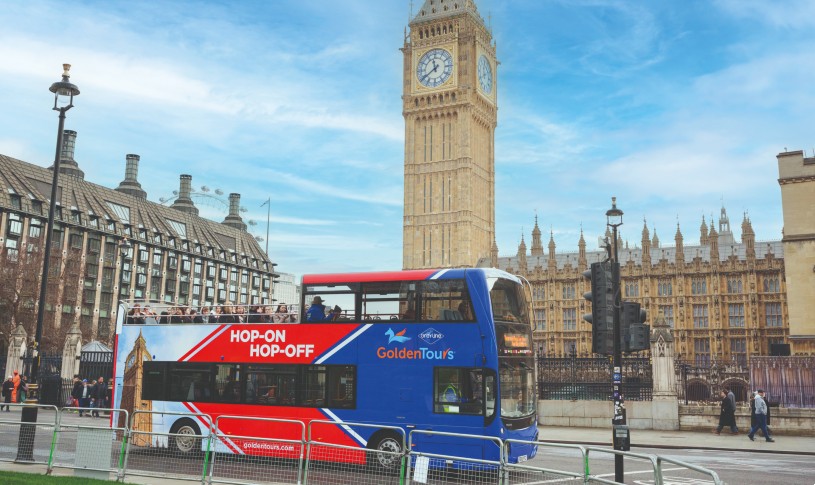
left=0, top=153, right=272, bottom=270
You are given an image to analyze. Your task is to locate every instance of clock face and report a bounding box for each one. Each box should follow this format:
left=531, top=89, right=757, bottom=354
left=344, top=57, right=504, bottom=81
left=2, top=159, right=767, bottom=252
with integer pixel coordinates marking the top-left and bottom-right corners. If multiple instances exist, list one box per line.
left=417, top=48, right=454, bottom=88
left=478, top=55, right=493, bottom=94
left=126, top=353, right=136, bottom=370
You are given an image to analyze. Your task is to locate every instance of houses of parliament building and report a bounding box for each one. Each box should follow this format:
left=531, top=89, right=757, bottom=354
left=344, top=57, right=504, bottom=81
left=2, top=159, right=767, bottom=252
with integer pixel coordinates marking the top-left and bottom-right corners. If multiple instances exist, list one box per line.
left=481, top=208, right=788, bottom=364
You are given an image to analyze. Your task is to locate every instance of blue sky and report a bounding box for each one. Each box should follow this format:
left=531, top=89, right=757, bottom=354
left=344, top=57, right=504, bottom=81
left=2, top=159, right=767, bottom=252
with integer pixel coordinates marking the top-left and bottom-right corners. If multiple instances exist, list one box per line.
left=1, top=0, right=812, bottom=277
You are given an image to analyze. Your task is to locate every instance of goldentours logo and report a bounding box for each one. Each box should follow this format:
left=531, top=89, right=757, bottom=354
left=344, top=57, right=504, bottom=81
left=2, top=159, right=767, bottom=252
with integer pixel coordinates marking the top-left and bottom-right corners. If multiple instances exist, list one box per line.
left=419, top=328, right=444, bottom=345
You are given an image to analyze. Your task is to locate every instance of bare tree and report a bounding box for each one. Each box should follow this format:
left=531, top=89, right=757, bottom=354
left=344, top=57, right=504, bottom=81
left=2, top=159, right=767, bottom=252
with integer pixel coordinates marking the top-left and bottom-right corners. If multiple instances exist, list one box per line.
left=0, top=236, right=84, bottom=354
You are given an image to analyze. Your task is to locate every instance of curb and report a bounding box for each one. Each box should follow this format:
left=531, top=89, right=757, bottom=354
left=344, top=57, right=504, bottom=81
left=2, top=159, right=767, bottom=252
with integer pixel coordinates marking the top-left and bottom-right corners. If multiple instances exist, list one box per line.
left=540, top=439, right=815, bottom=456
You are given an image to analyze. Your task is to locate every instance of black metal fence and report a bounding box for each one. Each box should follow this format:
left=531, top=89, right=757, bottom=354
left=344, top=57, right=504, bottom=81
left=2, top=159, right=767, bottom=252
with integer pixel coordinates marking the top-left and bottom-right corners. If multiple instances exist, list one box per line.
left=537, top=355, right=653, bottom=401
left=751, top=356, right=815, bottom=408
left=675, top=360, right=750, bottom=404
left=78, top=350, right=113, bottom=382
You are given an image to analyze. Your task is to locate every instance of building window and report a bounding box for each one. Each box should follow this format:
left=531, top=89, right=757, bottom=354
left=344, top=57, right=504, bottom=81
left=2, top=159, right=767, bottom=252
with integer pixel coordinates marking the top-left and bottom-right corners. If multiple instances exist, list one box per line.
left=563, top=308, right=577, bottom=331
left=624, top=282, right=639, bottom=297
left=563, top=340, right=577, bottom=356
left=765, top=303, right=782, bottom=327
left=533, top=309, right=546, bottom=331
left=659, top=305, right=674, bottom=327
left=730, top=338, right=747, bottom=366
left=692, top=305, right=709, bottom=328
left=728, top=304, right=745, bottom=327
left=694, top=338, right=710, bottom=366
left=763, top=277, right=780, bottom=293
left=657, top=281, right=672, bottom=296
left=532, top=285, right=545, bottom=302
left=562, top=285, right=575, bottom=300
left=28, top=219, right=43, bottom=238
left=6, top=213, right=23, bottom=236
left=69, top=233, right=83, bottom=249
left=691, top=278, right=707, bottom=295
left=726, top=278, right=742, bottom=294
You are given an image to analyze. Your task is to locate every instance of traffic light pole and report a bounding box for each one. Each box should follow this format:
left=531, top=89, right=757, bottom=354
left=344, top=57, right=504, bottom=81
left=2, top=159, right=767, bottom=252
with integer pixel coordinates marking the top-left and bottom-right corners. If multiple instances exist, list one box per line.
left=610, top=216, right=626, bottom=482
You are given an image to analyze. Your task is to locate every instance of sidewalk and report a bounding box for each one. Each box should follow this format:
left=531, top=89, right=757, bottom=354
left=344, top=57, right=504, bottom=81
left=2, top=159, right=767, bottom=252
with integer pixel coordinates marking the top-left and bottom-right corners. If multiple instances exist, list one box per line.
left=537, top=425, right=815, bottom=455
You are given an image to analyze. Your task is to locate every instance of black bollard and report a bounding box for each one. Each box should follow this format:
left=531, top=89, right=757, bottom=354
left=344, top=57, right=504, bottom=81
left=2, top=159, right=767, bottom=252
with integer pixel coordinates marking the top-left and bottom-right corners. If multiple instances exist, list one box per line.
left=15, top=383, right=39, bottom=463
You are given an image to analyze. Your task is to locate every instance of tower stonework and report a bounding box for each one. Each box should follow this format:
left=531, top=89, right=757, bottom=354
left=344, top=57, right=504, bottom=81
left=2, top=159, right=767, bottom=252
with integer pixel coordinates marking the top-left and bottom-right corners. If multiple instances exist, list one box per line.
left=777, top=149, right=815, bottom=354
left=402, top=0, right=496, bottom=269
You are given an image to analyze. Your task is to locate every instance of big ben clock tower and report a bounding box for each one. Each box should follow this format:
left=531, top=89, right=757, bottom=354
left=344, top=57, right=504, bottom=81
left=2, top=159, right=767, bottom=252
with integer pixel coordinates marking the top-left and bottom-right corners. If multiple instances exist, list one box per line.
left=402, top=0, right=497, bottom=269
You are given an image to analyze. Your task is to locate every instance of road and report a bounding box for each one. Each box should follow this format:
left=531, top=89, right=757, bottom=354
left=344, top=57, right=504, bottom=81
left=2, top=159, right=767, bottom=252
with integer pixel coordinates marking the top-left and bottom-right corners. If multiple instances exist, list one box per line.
left=523, top=444, right=815, bottom=485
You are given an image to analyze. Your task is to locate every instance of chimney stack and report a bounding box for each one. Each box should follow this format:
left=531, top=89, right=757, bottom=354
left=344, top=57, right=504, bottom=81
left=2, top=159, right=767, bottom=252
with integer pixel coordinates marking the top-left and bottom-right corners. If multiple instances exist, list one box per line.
left=49, top=129, right=85, bottom=179
left=222, top=193, right=247, bottom=231
left=114, top=154, right=147, bottom=199
left=170, top=174, right=199, bottom=216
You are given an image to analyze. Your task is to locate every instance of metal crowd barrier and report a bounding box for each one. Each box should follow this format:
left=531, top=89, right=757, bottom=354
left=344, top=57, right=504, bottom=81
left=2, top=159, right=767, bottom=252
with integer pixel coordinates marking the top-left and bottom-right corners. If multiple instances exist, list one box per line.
left=50, top=407, right=129, bottom=480
left=656, top=454, right=723, bottom=485
left=0, top=403, right=59, bottom=466
left=584, top=446, right=659, bottom=484
left=407, top=429, right=503, bottom=485
left=122, top=410, right=214, bottom=483
left=305, top=419, right=406, bottom=485
left=503, top=439, right=587, bottom=483
left=0, top=409, right=726, bottom=485
left=210, top=415, right=306, bottom=485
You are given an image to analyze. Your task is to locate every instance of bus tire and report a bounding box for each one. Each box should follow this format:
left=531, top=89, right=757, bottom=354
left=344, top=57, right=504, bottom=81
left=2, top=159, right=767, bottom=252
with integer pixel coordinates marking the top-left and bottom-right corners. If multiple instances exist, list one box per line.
left=368, top=431, right=403, bottom=472
left=169, top=418, right=201, bottom=455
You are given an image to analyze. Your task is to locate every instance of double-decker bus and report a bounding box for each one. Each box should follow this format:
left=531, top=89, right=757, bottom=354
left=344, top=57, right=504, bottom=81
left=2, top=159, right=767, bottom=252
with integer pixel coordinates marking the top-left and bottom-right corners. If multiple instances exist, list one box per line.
left=111, top=268, right=537, bottom=467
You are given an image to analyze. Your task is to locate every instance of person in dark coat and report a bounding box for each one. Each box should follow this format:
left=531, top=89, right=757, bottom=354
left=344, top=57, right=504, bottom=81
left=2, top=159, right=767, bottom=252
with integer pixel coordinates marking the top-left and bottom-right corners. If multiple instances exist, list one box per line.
left=70, top=375, right=83, bottom=411
left=91, top=377, right=108, bottom=417
left=2, top=376, right=14, bottom=411
left=714, top=390, right=738, bottom=434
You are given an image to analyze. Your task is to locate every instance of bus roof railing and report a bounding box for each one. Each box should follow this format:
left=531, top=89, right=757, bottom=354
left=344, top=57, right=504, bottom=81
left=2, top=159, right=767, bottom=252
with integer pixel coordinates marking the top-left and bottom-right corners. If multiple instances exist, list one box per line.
left=118, top=300, right=301, bottom=325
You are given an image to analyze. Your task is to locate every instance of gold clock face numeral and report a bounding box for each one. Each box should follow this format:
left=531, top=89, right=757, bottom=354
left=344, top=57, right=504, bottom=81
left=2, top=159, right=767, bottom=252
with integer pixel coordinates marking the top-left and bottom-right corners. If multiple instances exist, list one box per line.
left=417, top=48, right=454, bottom=88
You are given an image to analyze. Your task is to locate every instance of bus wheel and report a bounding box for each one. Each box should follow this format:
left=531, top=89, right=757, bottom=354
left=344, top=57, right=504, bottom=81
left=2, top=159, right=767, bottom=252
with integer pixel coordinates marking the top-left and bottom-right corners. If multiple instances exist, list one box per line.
left=169, top=418, right=201, bottom=455
left=369, top=432, right=403, bottom=472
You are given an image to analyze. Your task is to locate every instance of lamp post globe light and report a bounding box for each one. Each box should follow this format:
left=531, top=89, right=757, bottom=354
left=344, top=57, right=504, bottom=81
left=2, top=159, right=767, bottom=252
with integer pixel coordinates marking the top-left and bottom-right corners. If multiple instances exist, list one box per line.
left=16, top=65, right=79, bottom=463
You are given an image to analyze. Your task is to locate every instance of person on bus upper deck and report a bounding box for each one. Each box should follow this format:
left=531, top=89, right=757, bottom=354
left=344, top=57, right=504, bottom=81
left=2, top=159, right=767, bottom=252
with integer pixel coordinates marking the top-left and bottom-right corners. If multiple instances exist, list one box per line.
left=234, top=304, right=247, bottom=323
left=306, top=296, right=328, bottom=322
left=219, top=303, right=235, bottom=324
left=197, top=306, right=210, bottom=323
left=329, top=305, right=343, bottom=322
left=273, top=303, right=293, bottom=323
left=126, top=305, right=145, bottom=325
left=457, top=301, right=472, bottom=320
left=248, top=305, right=265, bottom=323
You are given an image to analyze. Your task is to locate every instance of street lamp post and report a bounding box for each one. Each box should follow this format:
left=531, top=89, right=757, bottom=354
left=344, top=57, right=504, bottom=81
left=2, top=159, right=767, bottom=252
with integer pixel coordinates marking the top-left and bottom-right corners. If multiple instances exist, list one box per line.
left=605, top=197, right=625, bottom=483
left=16, top=64, right=80, bottom=462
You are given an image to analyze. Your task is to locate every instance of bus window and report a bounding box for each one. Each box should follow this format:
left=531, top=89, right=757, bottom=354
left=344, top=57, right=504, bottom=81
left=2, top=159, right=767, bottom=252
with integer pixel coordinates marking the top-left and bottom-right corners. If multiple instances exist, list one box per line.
left=301, top=366, right=327, bottom=407
left=434, top=367, right=485, bottom=415
left=361, top=281, right=414, bottom=321
left=215, top=364, right=241, bottom=403
left=420, top=279, right=473, bottom=322
left=302, top=284, right=358, bottom=322
left=167, top=363, right=214, bottom=402
left=246, top=365, right=297, bottom=406
left=327, top=365, right=356, bottom=409
left=142, top=362, right=166, bottom=401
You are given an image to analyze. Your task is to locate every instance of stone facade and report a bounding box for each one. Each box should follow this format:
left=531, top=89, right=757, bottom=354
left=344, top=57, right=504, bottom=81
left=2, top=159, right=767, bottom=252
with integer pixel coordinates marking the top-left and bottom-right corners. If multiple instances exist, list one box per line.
left=402, top=0, right=497, bottom=269
left=777, top=149, right=815, bottom=355
left=481, top=211, right=789, bottom=363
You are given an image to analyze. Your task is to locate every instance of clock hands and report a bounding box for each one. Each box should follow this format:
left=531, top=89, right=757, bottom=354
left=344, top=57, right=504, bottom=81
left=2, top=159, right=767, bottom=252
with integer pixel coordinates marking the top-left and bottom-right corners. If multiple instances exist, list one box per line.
left=420, top=61, right=439, bottom=83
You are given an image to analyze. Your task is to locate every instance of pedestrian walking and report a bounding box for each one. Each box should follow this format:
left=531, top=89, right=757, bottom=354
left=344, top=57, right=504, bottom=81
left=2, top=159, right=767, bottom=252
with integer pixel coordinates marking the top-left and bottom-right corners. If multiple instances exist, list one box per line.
left=1, top=376, right=13, bottom=411
left=714, top=389, right=738, bottom=434
left=747, top=388, right=775, bottom=442
left=78, top=379, right=92, bottom=417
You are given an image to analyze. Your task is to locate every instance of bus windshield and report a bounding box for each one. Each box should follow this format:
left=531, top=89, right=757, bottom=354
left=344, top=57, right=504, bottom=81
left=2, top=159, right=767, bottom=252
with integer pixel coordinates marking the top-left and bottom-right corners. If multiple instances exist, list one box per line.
left=488, top=276, right=535, bottom=424
left=487, top=277, right=529, bottom=325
